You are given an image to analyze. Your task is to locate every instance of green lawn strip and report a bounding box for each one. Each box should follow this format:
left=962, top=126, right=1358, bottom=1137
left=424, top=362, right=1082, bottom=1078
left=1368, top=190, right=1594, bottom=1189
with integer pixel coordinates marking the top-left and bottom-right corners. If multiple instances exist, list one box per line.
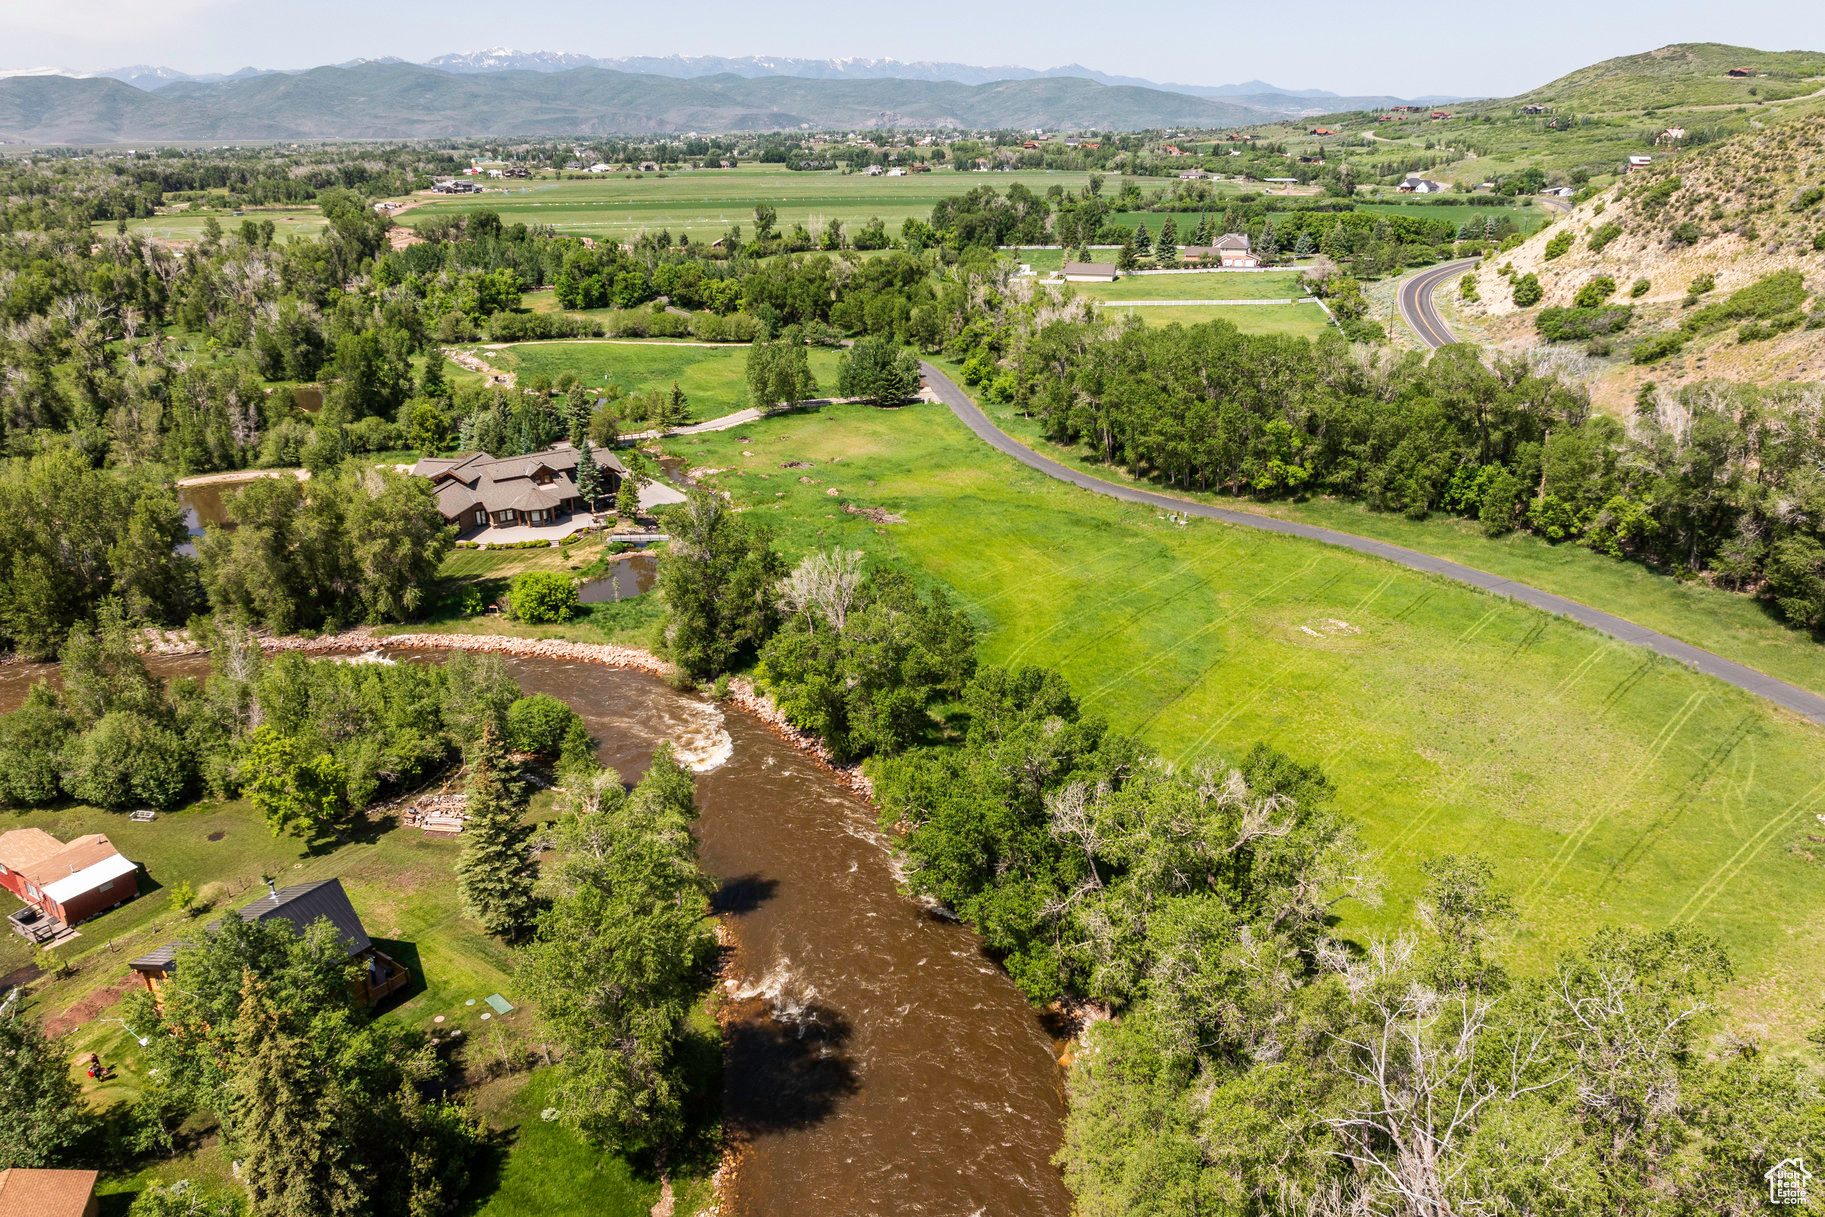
left=483, top=341, right=843, bottom=422
left=941, top=364, right=1825, bottom=698
left=1063, top=270, right=1309, bottom=301
left=1096, top=302, right=1335, bottom=337
left=661, top=396, right=1825, bottom=1043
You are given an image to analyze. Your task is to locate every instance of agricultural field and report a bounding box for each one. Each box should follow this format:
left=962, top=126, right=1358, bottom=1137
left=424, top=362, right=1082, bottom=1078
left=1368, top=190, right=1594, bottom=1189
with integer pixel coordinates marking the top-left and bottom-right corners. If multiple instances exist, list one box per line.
left=112, top=207, right=328, bottom=243
left=660, top=396, right=1825, bottom=1044
left=1347, top=200, right=1549, bottom=234
left=396, top=165, right=1095, bottom=242
left=1058, top=269, right=1309, bottom=301
left=475, top=340, right=845, bottom=418
left=1095, top=301, right=1335, bottom=337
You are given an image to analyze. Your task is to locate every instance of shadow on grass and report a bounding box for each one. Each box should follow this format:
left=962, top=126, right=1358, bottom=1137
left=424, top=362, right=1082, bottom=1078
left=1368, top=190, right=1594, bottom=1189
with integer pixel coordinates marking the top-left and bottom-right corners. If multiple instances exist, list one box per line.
left=369, top=937, right=427, bottom=1012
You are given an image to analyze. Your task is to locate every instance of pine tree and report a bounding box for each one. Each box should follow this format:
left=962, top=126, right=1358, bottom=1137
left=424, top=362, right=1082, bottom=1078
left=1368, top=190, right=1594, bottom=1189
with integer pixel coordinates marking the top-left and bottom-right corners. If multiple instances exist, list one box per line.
left=615, top=476, right=640, bottom=521
left=455, top=721, right=536, bottom=939
left=1133, top=222, right=1151, bottom=256
left=1156, top=216, right=1177, bottom=264
left=1192, top=213, right=1211, bottom=245
left=576, top=439, right=603, bottom=506
left=1258, top=219, right=1279, bottom=264
left=564, top=384, right=591, bottom=444
left=419, top=352, right=447, bottom=401
left=1116, top=228, right=1139, bottom=273
left=0, top=1012, right=93, bottom=1167
left=232, top=978, right=363, bottom=1217
left=1293, top=230, right=1317, bottom=257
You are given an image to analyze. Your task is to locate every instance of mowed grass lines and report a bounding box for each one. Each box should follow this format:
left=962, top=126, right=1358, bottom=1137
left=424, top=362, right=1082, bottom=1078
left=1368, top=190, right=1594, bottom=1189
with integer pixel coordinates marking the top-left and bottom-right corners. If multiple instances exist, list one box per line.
left=397, top=165, right=1095, bottom=242
left=483, top=341, right=844, bottom=419
left=664, top=400, right=1825, bottom=1041
left=1059, top=269, right=1309, bottom=301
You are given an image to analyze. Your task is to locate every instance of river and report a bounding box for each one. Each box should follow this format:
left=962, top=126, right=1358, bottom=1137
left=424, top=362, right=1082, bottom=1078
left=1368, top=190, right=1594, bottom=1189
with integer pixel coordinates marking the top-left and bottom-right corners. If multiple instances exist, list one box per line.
left=0, top=649, right=1073, bottom=1216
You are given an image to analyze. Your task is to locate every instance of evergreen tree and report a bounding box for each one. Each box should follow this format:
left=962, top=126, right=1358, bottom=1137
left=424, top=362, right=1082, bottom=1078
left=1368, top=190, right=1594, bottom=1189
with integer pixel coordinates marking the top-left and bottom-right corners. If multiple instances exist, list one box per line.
left=1258, top=219, right=1279, bottom=264
left=563, top=384, right=591, bottom=444
left=615, top=476, right=640, bottom=521
left=232, top=979, right=364, bottom=1217
left=1192, top=213, right=1211, bottom=245
left=0, top=1011, right=94, bottom=1167
left=1155, top=216, right=1177, bottom=264
left=576, top=439, right=603, bottom=506
left=419, top=352, right=447, bottom=401
left=1116, top=228, right=1140, bottom=273
left=1293, top=230, right=1317, bottom=257
left=455, top=721, right=536, bottom=939
left=1133, top=222, right=1151, bottom=256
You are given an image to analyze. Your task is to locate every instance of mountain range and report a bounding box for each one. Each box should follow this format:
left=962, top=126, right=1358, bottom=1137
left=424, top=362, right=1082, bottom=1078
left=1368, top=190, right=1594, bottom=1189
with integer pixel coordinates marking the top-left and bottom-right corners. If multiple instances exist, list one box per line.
left=0, top=61, right=1290, bottom=142
left=0, top=50, right=1461, bottom=123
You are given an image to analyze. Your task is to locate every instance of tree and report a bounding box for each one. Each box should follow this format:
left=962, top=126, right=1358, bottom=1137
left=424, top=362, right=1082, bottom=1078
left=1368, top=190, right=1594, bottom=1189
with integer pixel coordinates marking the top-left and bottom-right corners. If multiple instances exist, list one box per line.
left=745, top=338, right=818, bottom=413
left=1116, top=228, right=1139, bottom=273
left=520, top=743, right=715, bottom=1152
left=658, top=488, right=785, bottom=678
left=1155, top=216, right=1177, bottom=264
left=0, top=1011, right=94, bottom=1167
left=752, top=202, right=777, bottom=243
left=508, top=571, right=578, bottom=623
left=1417, top=853, right=1513, bottom=986
left=456, top=721, right=536, bottom=938
left=836, top=336, right=922, bottom=405
left=1257, top=219, right=1280, bottom=263
left=506, top=693, right=582, bottom=755
left=242, top=725, right=348, bottom=840
left=615, top=476, right=641, bottom=521
left=1133, top=222, right=1151, bottom=256
left=575, top=439, right=604, bottom=506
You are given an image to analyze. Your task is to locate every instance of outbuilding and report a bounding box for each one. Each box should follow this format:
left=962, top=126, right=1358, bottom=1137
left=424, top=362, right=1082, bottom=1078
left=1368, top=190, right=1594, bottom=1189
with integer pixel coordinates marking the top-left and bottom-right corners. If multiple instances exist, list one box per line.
left=1061, top=261, right=1118, bottom=282
left=0, top=829, right=140, bottom=941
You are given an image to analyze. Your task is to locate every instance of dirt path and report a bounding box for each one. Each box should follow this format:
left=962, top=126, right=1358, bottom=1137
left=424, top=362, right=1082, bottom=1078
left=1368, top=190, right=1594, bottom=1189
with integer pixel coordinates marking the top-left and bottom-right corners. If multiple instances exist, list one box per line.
left=174, top=468, right=308, bottom=488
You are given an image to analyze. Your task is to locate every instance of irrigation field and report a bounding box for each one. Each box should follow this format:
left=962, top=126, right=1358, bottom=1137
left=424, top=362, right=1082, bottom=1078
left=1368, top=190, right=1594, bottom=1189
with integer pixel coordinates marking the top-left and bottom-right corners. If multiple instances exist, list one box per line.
left=662, top=397, right=1825, bottom=1043
left=395, top=165, right=1096, bottom=242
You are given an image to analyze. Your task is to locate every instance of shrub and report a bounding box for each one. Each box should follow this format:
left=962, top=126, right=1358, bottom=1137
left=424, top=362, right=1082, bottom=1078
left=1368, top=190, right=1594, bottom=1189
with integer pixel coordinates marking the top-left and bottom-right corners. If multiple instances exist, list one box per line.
left=1340, top=317, right=1385, bottom=343
left=1587, top=222, right=1624, bottom=252
left=1511, top=273, right=1543, bottom=306
left=1573, top=276, right=1617, bottom=308
left=506, top=693, right=581, bottom=754
left=1630, top=278, right=1652, bottom=298
left=1814, top=230, right=1825, bottom=252
left=1459, top=275, right=1479, bottom=302
left=1632, top=331, right=1687, bottom=363
left=507, top=571, right=578, bottom=623
left=1790, top=186, right=1824, bottom=212
left=1689, top=272, right=1716, bottom=295
left=60, top=711, right=192, bottom=810
left=1667, top=221, right=1702, bottom=246
left=1535, top=306, right=1632, bottom=342
left=1543, top=231, right=1574, bottom=260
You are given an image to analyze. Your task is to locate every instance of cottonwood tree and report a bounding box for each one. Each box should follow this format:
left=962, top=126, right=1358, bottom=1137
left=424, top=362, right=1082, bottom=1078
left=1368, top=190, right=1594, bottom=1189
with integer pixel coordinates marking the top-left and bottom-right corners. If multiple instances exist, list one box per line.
left=658, top=488, right=785, bottom=678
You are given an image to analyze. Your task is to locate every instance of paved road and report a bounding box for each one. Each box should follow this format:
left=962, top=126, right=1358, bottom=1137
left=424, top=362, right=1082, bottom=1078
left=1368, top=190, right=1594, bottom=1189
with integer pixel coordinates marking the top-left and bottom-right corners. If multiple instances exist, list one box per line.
left=1396, top=258, right=1479, bottom=348
left=919, top=361, right=1825, bottom=728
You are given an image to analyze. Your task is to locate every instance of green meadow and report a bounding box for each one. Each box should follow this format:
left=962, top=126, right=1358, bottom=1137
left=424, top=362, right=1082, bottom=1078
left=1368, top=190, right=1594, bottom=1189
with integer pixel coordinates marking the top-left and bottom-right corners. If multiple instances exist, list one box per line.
left=1096, top=301, right=1335, bottom=337
left=1060, top=269, right=1309, bottom=301
left=397, top=165, right=1095, bottom=242
left=479, top=339, right=845, bottom=418
left=113, top=208, right=328, bottom=243
left=660, top=397, right=1825, bottom=1043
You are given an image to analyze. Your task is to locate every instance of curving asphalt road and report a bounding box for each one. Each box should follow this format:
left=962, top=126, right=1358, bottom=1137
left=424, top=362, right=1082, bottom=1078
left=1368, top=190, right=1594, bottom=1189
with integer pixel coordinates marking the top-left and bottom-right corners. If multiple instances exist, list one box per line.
left=1396, top=258, right=1479, bottom=348
left=919, top=362, right=1825, bottom=728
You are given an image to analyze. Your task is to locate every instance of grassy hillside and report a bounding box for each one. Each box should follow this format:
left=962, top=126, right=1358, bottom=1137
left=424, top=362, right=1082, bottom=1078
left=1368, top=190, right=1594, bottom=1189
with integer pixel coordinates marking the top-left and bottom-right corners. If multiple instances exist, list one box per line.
left=1463, top=113, right=1825, bottom=394
left=1516, top=43, right=1825, bottom=111
left=0, top=62, right=1259, bottom=142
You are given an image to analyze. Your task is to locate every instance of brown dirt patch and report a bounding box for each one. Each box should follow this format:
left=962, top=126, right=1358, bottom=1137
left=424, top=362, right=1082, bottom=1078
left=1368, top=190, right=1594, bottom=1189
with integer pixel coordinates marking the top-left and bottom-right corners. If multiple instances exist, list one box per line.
left=44, top=974, right=136, bottom=1037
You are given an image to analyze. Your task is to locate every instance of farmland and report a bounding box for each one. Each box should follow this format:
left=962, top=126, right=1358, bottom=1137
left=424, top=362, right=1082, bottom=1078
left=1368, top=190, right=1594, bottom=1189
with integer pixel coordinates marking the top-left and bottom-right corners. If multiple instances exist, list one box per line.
left=1095, top=301, right=1335, bottom=336
left=658, top=395, right=1825, bottom=1043
left=395, top=165, right=1096, bottom=242
left=1057, top=269, right=1309, bottom=300
left=474, top=339, right=845, bottom=418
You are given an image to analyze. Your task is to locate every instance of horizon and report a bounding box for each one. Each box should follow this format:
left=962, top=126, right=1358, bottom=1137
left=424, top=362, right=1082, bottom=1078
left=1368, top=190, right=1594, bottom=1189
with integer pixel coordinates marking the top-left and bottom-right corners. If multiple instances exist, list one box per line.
left=3, top=0, right=1822, bottom=99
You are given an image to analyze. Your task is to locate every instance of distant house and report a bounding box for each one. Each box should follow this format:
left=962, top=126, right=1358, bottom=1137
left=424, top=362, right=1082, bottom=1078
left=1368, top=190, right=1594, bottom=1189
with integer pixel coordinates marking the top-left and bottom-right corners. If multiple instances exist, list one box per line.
left=1212, top=233, right=1260, bottom=268
left=886, top=166, right=907, bottom=176
left=1520, top=104, right=1546, bottom=115
left=0, top=829, right=139, bottom=941
left=0, top=1169, right=100, bottom=1217
left=1398, top=175, right=1447, bottom=194
left=1727, top=67, right=1754, bottom=77
left=1542, top=186, right=1576, bottom=197
left=1309, top=127, right=1339, bottom=136
left=909, top=162, right=931, bottom=172
left=638, top=161, right=659, bottom=172
left=1626, top=155, right=1653, bottom=172
left=412, top=445, right=626, bottom=533
left=1659, top=126, right=1686, bottom=144
left=1179, top=245, right=1217, bottom=263
left=1162, top=144, right=1186, bottom=156
left=587, top=162, right=614, bottom=173
left=1430, top=110, right=1452, bottom=120
left=1375, top=114, right=1397, bottom=123
left=130, top=879, right=407, bottom=1007
left=1179, top=168, right=1209, bottom=180
left=1022, top=140, right=1043, bottom=150
left=1062, top=261, right=1118, bottom=282
left=863, top=164, right=884, bottom=175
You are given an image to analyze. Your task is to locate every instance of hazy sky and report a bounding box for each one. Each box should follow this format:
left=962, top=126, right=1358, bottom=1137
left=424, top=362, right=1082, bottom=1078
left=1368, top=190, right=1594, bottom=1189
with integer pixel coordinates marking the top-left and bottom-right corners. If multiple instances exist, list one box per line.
left=2, top=0, right=1821, bottom=97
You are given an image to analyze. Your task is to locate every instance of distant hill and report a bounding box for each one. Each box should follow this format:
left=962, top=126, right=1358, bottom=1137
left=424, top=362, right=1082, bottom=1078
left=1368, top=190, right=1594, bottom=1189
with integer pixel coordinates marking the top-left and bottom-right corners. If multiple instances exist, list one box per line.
left=1463, top=113, right=1825, bottom=398
left=0, top=61, right=1266, bottom=141
left=1513, top=42, right=1825, bottom=111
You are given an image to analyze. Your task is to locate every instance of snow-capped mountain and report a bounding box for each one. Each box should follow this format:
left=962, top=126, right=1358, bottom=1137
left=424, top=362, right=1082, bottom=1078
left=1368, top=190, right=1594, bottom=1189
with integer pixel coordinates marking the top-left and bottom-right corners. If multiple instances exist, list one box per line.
left=425, top=48, right=602, bottom=73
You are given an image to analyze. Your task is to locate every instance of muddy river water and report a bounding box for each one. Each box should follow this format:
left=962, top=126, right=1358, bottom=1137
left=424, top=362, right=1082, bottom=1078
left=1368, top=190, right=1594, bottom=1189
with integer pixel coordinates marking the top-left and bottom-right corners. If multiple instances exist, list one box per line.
left=0, top=651, right=1072, bottom=1216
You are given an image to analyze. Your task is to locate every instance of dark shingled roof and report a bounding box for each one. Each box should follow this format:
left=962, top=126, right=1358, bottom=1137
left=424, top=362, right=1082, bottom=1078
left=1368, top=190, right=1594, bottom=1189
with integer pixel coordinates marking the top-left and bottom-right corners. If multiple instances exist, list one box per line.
left=129, top=879, right=372, bottom=974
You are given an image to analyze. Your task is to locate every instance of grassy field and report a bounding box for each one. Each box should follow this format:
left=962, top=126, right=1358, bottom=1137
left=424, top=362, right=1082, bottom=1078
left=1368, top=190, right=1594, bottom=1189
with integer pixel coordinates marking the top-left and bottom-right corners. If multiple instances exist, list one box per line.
left=658, top=397, right=1825, bottom=1044
left=112, top=209, right=328, bottom=243
left=478, top=340, right=843, bottom=420
left=1346, top=201, right=1549, bottom=234
left=1097, top=302, right=1336, bottom=337
left=396, top=165, right=1095, bottom=242
left=1059, top=270, right=1309, bottom=301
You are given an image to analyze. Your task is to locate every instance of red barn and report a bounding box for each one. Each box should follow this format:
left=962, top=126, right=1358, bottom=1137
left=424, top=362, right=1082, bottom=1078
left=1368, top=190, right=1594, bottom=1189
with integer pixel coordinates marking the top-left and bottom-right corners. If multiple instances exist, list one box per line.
left=0, top=829, right=140, bottom=940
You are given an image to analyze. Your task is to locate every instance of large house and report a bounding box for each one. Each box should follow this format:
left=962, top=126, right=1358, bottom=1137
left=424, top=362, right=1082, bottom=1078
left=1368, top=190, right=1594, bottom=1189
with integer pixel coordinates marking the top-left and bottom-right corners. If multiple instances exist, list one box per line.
left=1213, top=233, right=1260, bottom=268
left=0, top=829, right=139, bottom=942
left=412, top=444, right=626, bottom=533
left=0, top=1169, right=100, bottom=1217
left=130, top=879, right=408, bottom=1006
left=1398, top=176, right=1447, bottom=194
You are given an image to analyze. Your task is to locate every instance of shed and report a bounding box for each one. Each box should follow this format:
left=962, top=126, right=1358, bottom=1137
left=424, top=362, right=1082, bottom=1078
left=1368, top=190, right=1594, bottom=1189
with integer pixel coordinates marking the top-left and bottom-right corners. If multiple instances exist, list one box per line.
left=0, top=830, right=139, bottom=932
left=1061, top=262, right=1118, bottom=282
left=0, top=1168, right=100, bottom=1217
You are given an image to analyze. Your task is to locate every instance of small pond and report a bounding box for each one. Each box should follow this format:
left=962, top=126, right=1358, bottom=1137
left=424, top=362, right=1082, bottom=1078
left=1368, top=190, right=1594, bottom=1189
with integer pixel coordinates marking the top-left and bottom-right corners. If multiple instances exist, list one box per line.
left=577, top=553, right=658, bottom=603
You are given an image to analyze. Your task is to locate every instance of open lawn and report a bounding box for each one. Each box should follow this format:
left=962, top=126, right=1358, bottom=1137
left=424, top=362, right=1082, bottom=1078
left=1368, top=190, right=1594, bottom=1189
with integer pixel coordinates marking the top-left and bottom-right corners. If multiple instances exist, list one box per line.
left=480, top=340, right=844, bottom=421
left=397, top=165, right=1095, bottom=242
left=1097, top=301, right=1336, bottom=338
left=1059, top=269, right=1309, bottom=301
left=110, top=209, right=328, bottom=243
left=660, top=397, right=1825, bottom=1044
